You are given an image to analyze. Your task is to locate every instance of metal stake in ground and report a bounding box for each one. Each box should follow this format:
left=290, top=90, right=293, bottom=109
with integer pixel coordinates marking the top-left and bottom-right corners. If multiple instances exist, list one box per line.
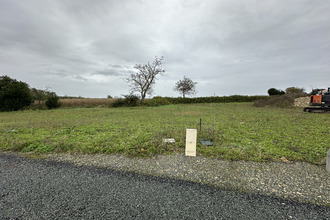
left=199, top=118, right=213, bottom=146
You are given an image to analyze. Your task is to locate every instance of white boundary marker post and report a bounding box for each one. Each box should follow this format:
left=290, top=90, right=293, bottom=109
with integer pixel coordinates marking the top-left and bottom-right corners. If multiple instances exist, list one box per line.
left=185, top=129, right=197, bottom=157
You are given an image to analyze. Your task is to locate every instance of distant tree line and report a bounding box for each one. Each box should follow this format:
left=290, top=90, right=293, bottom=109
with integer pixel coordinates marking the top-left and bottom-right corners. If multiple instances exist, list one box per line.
left=2, top=69, right=322, bottom=111
left=267, top=87, right=307, bottom=96
left=112, top=95, right=269, bottom=107
left=0, top=75, right=60, bottom=111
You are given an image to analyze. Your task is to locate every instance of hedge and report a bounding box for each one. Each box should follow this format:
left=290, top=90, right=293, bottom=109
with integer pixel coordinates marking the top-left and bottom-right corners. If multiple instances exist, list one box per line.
left=144, top=95, right=269, bottom=106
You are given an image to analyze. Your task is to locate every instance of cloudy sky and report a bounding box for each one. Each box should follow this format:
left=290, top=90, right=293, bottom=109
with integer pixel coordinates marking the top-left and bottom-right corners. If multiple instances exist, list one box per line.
left=1, top=0, right=329, bottom=98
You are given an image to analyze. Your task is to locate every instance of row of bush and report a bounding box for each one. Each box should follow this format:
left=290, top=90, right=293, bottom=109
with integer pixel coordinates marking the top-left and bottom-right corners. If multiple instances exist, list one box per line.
left=111, top=94, right=269, bottom=107
left=1, top=75, right=308, bottom=111
left=112, top=93, right=309, bottom=109
left=165, top=95, right=268, bottom=105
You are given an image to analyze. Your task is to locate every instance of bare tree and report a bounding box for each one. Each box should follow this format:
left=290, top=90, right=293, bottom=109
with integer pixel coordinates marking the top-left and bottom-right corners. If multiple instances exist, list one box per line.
left=174, top=76, right=197, bottom=98
left=126, top=56, right=165, bottom=104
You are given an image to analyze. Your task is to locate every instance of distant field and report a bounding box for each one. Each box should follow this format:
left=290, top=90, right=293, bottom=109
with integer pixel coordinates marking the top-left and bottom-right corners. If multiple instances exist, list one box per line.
left=0, top=103, right=328, bottom=165
left=30, top=98, right=114, bottom=109
left=59, top=98, right=114, bottom=108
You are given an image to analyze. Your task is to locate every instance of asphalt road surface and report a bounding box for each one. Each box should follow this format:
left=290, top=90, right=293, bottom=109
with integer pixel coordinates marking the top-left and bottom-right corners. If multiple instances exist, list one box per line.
left=1, top=154, right=329, bottom=219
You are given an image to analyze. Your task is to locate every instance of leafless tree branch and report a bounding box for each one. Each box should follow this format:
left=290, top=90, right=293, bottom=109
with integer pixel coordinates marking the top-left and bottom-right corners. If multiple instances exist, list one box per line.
left=126, top=56, right=165, bottom=104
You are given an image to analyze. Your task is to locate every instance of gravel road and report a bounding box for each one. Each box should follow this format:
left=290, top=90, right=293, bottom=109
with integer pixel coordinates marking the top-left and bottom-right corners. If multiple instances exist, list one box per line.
left=1, top=153, right=329, bottom=219
left=46, top=152, right=330, bottom=206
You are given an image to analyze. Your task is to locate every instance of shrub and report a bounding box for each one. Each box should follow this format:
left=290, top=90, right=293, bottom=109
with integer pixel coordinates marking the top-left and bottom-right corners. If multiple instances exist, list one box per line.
left=45, top=92, right=60, bottom=109
left=254, top=93, right=306, bottom=108
left=112, top=94, right=140, bottom=107
left=144, top=96, right=170, bottom=106
left=269, top=95, right=294, bottom=108
left=112, top=98, right=126, bottom=107
left=285, top=87, right=305, bottom=94
left=30, top=88, right=53, bottom=109
left=124, top=94, right=140, bottom=106
left=165, top=95, right=268, bottom=105
left=31, top=88, right=47, bottom=104
left=0, top=75, right=33, bottom=111
left=268, top=88, right=285, bottom=96
left=110, top=95, right=268, bottom=108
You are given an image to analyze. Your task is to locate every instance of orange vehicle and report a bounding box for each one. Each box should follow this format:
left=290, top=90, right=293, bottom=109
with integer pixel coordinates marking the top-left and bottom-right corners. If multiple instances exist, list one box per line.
left=304, top=87, right=330, bottom=113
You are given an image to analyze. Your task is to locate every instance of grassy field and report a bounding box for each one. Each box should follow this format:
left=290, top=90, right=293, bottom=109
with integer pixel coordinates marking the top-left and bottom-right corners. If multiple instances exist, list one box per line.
left=0, top=103, right=329, bottom=165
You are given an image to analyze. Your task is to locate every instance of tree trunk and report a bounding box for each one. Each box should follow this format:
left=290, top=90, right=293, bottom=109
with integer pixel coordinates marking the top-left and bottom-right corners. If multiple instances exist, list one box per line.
left=141, top=92, right=145, bottom=104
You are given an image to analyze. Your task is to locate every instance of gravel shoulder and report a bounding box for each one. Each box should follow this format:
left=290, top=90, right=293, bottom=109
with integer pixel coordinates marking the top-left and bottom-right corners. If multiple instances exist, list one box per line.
left=2, top=151, right=330, bottom=206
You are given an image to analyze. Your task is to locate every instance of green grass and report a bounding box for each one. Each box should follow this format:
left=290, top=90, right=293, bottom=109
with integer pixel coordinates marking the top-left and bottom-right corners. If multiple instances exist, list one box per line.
left=0, top=103, right=329, bottom=165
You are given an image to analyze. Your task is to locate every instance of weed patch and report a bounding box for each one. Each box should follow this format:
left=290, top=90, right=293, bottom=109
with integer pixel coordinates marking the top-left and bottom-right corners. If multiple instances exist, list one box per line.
left=22, top=143, right=55, bottom=153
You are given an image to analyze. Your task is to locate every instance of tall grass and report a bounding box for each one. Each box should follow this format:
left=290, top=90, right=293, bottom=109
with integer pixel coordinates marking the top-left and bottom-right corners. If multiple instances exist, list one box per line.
left=30, top=98, right=114, bottom=109
left=59, top=98, right=114, bottom=108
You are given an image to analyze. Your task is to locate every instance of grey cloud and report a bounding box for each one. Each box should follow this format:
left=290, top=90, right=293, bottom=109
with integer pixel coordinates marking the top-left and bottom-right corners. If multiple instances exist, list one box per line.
left=72, top=75, right=88, bottom=81
left=1, top=0, right=329, bottom=98
left=109, top=64, right=123, bottom=69
left=93, top=69, right=122, bottom=77
left=93, top=64, right=136, bottom=77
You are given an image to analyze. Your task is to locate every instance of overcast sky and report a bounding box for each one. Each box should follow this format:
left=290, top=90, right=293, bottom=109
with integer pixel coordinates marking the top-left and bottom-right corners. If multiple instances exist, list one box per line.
left=1, top=0, right=329, bottom=98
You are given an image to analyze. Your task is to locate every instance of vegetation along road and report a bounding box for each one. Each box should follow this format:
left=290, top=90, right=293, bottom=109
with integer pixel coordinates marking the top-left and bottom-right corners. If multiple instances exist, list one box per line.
left=1, top=153, right=329, bottom=219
